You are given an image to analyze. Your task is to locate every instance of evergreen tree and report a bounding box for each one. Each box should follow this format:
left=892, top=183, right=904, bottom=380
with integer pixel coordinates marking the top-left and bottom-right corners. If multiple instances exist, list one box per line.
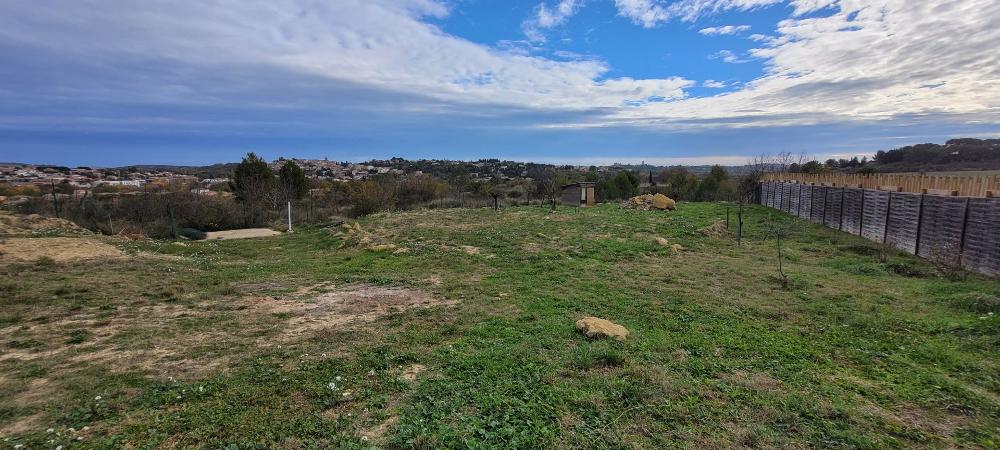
left=278, top=160, right=310, bottom=202
left=231, top=152, right=275, bottom=226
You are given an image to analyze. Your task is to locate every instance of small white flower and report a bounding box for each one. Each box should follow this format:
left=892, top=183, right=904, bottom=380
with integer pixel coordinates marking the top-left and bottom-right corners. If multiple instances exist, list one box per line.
left=198, top=386, right=204, bottom=393
left=342, top=391, right=351, bottom=397
left=361, top=436, right=369, bottom=441
left=82, top=426, right=90, bottom=431
left=327, top=382, right=337, bottom=391
left=94, top=395, right=102, bottom=401
left=47, top=428, right=55, bottom=433
left=14, top=444, right=23, bottom=449
left=176, top=395, right=182, bottom=400
left=335, top=376, right=342, bottom=381
left=57, top=446, right=64, bottom=450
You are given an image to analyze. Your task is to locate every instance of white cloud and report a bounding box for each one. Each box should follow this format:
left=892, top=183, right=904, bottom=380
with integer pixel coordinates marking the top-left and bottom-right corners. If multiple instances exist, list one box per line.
left=699, top=25, right=751, bottom=35
left=613, top=0, right=671, bottom=28
left=614, top=0, right=782, bottom=27
left=0, top=0, right=998, bottom=138
left=708, top=50, right=750, bottom=63
left=702, top=80, right=730, bottom=88
left=523, top=0, right=584, bottom=42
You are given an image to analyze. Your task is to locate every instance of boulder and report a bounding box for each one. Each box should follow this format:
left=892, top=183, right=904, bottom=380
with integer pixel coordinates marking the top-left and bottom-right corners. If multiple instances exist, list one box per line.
left=651, top=194, right=676, bottom=210
left=575, top=316, right=629, bottom=341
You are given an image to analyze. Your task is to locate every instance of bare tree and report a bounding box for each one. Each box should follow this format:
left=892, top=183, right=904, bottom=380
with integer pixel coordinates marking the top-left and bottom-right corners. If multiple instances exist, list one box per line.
left=763, top=212, right=794, bottom=288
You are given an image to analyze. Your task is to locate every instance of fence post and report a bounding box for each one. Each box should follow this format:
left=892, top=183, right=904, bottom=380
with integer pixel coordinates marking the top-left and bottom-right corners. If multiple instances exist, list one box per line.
left=822, top=185, right=829, bottom=225
left=858, top=187, right=865, bottom=235
left=883, top=192, right=893, bottom=244
left=957, top=197, right=971, bottom=268
left=839, top=186, right=846, bottom=231
left=913, top=193, right=925, bottom=256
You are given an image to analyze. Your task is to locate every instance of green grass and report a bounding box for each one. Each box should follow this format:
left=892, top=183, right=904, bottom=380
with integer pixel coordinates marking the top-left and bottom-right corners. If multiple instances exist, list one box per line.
left=0, top=203, right=997, bottom=448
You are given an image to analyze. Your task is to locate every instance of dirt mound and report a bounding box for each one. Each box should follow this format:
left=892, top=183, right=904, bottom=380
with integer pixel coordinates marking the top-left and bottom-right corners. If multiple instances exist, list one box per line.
left=699, top=220, right=729, bottom=237
left=0, top=211, right=88, bottom=236
left=621, top=194, right=676, bottom=211
left=0, top=237, right=124, bottom=262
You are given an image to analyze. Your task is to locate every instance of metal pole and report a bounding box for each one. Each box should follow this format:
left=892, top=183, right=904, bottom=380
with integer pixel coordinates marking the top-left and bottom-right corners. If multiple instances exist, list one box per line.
left=287, top=201, right=293, bottom=232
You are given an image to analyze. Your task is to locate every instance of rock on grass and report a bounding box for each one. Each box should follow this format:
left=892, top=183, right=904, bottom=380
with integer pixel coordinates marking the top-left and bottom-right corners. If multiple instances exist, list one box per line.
left=575, top=317, right=629, bottom=341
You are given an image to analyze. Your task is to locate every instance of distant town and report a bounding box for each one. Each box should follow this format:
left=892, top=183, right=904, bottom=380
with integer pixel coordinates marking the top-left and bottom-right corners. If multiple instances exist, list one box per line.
left=0, top=156, right=735, bottom=197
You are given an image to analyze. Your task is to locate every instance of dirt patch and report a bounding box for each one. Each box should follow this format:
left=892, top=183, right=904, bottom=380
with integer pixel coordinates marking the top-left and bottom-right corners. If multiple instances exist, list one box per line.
left=860, top=401, right=966, bottom=437
left=0, top=412, right=44, bottom=435
left=252, top=284, right=458, bottom=341
left=401, top=364, right=426, bottom=382
left=0, top=237, right=124, bottom=262
left=459, top=245, right=481, bottom=255
left=718, top=370, right=783, bottom=393
left=0, top=211, right=88, bottom=236
left=204, top=228, right=283, bottom=240
left=361, top=415, right=399, bottom=442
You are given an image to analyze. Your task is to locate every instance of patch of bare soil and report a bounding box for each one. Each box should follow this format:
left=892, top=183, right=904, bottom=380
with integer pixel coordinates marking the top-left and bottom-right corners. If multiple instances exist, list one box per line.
left=0, top=211, right=88, bottom=236
left=0, top=283, right=455, bottom=425
left=718, top=370, right=784, bottom=393
left=251, top=284, right=459, bottom=341
left=400, top=364, right=426, bottom=382
left=860, top=401, right=967, bottom=437
left=361, top=415, right=399, bottom=442
left=0, top=237, right=124, bottom=262
left=204, top=228, right=283, bottom=240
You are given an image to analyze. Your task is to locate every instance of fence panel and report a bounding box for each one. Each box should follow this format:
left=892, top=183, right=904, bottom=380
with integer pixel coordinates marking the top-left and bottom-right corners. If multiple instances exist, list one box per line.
left=810, top=186, right=827, bottom=223
left=885, top=192, right=922, bottom=254
left=757, top=181, right=999, bottom=276
left=788, top=183, right=801, bottom=216
left=774, top=182, right=784, bottom=211
left=861, top=190, right=890, bottom=242
left=824, top=187, right=844, bottom=229
left=916, top=195, right=968, bottom=261
left=961, top=198, right=1000, bottom=276
left=841, top=188, right=864, bottom=235
left=781, top=183, right=792, bottom=212
left=798, top=185, right=813, bottom=219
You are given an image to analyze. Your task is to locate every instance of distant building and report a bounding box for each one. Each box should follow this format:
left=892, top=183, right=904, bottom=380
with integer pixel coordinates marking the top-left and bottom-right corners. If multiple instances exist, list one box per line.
left=560, top=182, right=596, bottom=207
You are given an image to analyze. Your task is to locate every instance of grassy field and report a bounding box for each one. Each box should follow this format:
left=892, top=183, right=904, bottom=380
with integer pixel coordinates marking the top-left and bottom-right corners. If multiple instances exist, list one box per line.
left=1, top=203, right=998, bottom=448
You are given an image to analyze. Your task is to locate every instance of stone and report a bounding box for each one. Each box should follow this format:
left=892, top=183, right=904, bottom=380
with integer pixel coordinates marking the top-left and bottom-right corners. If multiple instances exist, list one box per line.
left=651, top=193, right=676, bottom=210
left=575, top=316, right=629, bottom=341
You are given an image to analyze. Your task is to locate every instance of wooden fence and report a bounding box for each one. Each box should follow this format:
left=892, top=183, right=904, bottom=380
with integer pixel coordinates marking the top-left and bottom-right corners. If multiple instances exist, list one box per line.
left=760, top=172, right=1000, bottom=198
left=758, top=181, right=1000, bottom=276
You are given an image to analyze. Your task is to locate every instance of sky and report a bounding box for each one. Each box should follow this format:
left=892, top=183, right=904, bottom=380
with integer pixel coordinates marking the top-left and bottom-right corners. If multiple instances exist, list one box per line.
left=0, top=0, right=998, bottom=167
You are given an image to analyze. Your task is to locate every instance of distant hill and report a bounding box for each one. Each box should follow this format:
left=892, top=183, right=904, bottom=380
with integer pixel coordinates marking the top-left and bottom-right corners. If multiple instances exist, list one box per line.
left=873, top=138, right=1000, bottom=172
left=116, top=163, right=239, bottom=179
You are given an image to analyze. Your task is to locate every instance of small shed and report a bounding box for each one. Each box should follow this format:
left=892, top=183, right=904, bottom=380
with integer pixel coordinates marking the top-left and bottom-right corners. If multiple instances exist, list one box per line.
left=561, top=182, right=596, bottom=207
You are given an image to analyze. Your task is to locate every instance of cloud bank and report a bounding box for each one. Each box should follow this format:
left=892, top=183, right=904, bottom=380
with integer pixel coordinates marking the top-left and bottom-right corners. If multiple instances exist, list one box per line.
left=0, top=0, right=997, bottom=158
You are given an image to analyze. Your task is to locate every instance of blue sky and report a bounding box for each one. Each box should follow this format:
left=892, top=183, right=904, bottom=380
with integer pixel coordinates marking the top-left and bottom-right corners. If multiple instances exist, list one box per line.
left=0, top=0, right=998, bottom=167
